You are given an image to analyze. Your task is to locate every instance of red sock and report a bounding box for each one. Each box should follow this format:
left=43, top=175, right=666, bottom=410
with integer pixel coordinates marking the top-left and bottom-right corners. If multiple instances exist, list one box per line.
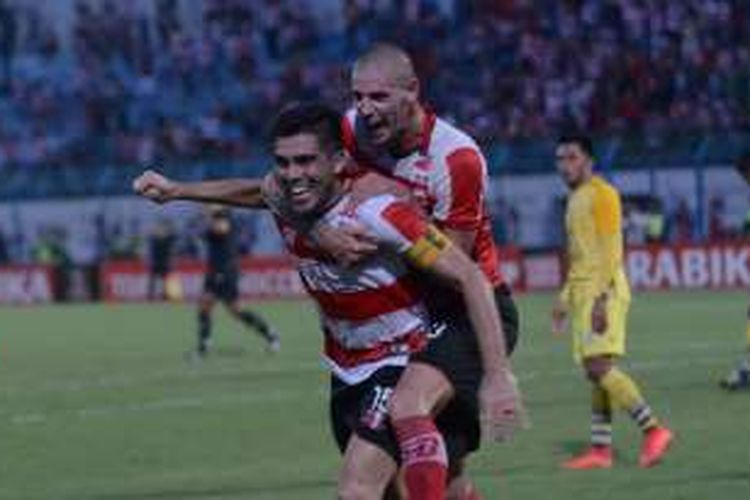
left=393, top=416, right=448, bottom=500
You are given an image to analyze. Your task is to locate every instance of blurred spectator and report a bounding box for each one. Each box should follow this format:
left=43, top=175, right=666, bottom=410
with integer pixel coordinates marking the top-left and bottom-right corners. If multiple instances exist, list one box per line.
left=0, top=227, right=8, bottom=264
left=645, top=199, right=666, bottom=244
left=174, top=213, right=203, bottom=259
left=0, top=0, right=750, bottom=173
left=156, top=0, right=181, bottom=48
left=743, top=206, right=750, bottom=238
left=490, top=197, right=520, bottom=245
left=107, top=223, right=140, bottom=260
left=622, top=195, right=659, bottom=245
left=671, top=198, right=694, bottom=243
left=0, top=0, right=16, bottom=91
left=708, top=195, right=729, bottom=241
left=32, top=226, right=72, bottom=301
left=147, top=217, right=176, bottom=300
left=0, top=0, right=749, bottom=170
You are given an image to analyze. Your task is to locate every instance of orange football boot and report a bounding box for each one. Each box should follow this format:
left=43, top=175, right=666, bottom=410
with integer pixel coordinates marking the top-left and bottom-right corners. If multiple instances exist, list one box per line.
left=639, top=426, right=673, bottom=467
left=562, top=446, right=613, bottom=469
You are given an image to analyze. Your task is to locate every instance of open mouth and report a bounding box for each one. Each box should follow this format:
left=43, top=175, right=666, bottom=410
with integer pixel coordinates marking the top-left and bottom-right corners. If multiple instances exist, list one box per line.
left=285, top=181, right=317, bottom=209
left=365, top=119, right=389, bottom=139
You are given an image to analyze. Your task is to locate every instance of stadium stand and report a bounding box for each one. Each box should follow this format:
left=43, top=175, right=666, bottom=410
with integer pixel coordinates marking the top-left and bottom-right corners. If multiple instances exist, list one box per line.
left=0, top=0, right=748, bottom=200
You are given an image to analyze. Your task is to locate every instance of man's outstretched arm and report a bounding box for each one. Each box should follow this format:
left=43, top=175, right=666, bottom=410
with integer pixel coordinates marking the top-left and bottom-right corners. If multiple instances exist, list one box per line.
left=132, top=170, right=267, bottom=208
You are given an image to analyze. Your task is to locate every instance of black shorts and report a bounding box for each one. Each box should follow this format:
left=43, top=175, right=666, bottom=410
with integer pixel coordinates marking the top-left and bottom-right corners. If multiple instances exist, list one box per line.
left=330, top=366, right=402, bottom=461
left=203, top=271, right=239, bottom=302
left=496, top=284, right=520, bottom=356
left=412, top=285, right=521, bottom=455
left=329, top=365, right=480, bottom=464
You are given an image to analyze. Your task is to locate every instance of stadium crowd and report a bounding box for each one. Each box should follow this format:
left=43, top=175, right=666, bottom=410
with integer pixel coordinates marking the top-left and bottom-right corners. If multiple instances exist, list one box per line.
left=0, top=0, right=748, bottom=170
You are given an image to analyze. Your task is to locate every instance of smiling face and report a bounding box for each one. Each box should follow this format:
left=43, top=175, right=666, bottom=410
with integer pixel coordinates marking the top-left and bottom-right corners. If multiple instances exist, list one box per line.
left=351, top=61, right=418, bottom=148
left=556, top=142, right=593, bottom=189
left=273, top=133, right=343, bottom=216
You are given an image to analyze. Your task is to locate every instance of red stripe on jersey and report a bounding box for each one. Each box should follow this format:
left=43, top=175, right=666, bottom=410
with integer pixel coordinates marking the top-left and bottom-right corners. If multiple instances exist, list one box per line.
left=324, top=328, right=427, bottom=368
left=442, top=148, right=484, bottom=230
left=382, top=202, right=429, bottom=243
left=431, top=217, right=503, bottom=286
left=341, top=116, right=356, bottom=155
left=309, top=277, right=422, bottom=321
left=474, top=217, right=503, bottom=286
left=276, top=220, right=332, bottom=261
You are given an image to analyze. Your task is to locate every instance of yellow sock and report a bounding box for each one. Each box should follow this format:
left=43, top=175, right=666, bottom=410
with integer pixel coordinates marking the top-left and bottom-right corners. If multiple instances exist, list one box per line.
left=599, top=367, right=658, bottom=432
left=745, top=318, right=750, bottom=348
left=592, top=385, right=612, bottom=415
left=590, top=386, right=612, bottom=447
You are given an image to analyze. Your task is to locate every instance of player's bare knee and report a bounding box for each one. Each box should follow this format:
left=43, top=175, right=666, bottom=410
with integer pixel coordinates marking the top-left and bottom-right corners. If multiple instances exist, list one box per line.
left=389, top=364, right=453, bottom=420
left=446, top=480, right=472, bottom=500
left=387, top=386, right=421, bottom=421
left=584, top=356, right=613, bottom=382
left=336, top=475, right=379, bottom=500
left=446, top=467, right=477, bottom=500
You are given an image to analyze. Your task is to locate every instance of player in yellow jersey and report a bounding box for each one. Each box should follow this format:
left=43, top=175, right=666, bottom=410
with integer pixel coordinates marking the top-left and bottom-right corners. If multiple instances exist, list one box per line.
left=551, top=135, right=673, bottom=469
left=720, top=152, right=750, bottom=390
left=719, top=326, right=750, bottom=390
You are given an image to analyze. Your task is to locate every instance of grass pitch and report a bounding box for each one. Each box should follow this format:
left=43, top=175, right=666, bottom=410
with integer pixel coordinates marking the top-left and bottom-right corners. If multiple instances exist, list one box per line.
left=2, top=291, right=749, bottom=499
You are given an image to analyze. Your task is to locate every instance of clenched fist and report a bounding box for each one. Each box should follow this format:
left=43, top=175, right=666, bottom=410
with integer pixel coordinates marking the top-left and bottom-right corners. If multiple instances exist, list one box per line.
left=132, top=170, right=178, bottom=204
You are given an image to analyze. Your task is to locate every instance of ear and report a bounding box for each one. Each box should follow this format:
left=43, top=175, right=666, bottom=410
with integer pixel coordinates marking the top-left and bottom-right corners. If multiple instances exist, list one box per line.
left=405, top=77, right=420, bottom=100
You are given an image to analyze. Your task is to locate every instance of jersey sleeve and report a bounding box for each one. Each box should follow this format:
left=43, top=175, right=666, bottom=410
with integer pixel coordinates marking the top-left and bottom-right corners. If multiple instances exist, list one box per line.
left=358, top=197, right=452, bottom=269
left=431, top=147, right=487, bottom=230
left=592, top=183, right=623, bottom=295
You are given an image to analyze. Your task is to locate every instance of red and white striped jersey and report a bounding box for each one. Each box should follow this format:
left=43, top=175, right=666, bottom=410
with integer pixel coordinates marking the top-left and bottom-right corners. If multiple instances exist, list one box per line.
left=277, top=193, right=433, bottom=385
left=341, top=109, right=504, bottom=286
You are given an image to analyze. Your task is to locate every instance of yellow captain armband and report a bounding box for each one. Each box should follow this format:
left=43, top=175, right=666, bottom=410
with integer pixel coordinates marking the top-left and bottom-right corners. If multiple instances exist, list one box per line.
left=405, top=225, right=452, bottom=269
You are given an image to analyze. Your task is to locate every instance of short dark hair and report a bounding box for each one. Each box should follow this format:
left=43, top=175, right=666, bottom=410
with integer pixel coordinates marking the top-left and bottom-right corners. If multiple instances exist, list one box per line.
left=557, top=134, right=594, bottom=158
left=270, top=102, right=343, bottom=153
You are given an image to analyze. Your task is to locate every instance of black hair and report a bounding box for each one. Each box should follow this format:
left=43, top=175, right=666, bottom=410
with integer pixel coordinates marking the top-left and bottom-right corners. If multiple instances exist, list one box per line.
left=269, top=102, right=343, bottom=153
left=557, top=134, right=594, bottom=158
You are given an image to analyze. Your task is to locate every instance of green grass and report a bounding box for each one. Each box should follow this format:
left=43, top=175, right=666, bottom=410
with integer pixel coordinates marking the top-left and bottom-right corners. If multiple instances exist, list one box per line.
left=1, top=291, right=749, bottom=499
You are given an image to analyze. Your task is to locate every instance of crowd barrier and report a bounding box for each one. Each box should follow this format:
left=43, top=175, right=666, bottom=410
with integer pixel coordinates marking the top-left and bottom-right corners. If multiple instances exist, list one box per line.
left=2, top=242, right=749, bottom=304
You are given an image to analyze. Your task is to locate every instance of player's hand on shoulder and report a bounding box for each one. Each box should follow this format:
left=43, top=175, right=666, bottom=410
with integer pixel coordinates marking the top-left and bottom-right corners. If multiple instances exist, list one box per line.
left=312, top=222, right=378, bottom=266
left=479, top=368, right=529, bottom=444
left=133, top=169, right=177, bottom=204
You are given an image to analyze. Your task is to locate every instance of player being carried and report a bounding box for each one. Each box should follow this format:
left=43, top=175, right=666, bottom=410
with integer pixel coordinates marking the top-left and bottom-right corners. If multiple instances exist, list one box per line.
left=134, top=102, right=525, bottom=499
